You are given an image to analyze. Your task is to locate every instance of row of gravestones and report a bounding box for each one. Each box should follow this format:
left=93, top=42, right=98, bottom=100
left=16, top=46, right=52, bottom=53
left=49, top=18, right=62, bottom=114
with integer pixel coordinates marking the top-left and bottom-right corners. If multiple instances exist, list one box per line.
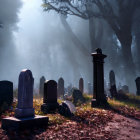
left=2, top=69, right=77, bottom=131
left=39, top=77, right=86, bottom=97
left=109, top=70, right=140, bottom=97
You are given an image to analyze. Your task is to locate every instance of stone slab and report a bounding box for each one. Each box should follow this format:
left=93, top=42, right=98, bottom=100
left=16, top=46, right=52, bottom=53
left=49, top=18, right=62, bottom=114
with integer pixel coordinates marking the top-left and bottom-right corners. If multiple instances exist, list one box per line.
left=2, top=115, right=49, bottom=130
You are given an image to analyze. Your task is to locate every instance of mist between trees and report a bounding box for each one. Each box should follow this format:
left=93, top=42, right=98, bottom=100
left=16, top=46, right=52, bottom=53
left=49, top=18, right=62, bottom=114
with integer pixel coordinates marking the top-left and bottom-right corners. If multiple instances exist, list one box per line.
left=0, top=0, right=140, bottom=93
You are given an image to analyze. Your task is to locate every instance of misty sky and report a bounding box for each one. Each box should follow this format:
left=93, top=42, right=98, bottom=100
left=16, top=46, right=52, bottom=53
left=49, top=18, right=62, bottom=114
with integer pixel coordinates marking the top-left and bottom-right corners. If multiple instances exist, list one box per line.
left=0, top=0, right=93, bottom=90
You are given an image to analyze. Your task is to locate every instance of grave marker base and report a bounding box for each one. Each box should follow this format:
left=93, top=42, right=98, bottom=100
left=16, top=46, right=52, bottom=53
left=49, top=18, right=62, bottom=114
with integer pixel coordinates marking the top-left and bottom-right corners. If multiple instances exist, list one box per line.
left=41, top=103, right=59, bottom=113
left=2, top=115, right=49, bottom=131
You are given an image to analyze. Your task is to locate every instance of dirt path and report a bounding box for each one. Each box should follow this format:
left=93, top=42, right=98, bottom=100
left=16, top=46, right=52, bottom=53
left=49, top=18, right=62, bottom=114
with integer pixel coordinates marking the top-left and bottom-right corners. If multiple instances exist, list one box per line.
left=105, top=113, right=140, bottom=140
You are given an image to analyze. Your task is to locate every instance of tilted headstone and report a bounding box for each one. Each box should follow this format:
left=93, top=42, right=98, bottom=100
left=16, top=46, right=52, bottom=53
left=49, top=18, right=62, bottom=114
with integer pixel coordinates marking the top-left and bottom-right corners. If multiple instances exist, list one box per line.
left=135, top=77, right=140, bottom=95
left=41, top=80, right=59, bottom=113
left=79, top=78, right=84, bottom=94
left=109, top=70, right=117, bottom=97
left=15, top=69, right=34, bottom=118
left=39, top=76, right=45, bottom=97
left=57, top=77, right=64, bottom=98
left=91, top=48, right=107, bottom=107
left=122, top=85, right=129, bottom=93
left=0, top=81, right=13, bottom=106
left=2, top=69, right=49, bottom=130
left=59, top=100, right=76, bottom=117
left=72, top=88, right=85, bottom=105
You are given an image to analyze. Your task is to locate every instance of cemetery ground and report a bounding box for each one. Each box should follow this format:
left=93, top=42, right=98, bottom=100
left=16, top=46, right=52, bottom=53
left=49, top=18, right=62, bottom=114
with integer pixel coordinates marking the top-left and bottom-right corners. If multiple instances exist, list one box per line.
left=0, top=94, right=140, bottom=140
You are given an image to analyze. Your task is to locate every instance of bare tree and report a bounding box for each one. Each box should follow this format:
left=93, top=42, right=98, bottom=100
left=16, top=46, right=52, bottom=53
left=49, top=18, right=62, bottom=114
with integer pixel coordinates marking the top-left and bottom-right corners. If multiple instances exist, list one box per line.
left=43, top=0, right=140, bottom=87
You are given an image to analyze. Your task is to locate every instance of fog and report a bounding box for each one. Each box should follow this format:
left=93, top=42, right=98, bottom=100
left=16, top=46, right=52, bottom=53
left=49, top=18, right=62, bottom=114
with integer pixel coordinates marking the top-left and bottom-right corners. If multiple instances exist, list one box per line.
left=0, top=0, right=139, bottom=93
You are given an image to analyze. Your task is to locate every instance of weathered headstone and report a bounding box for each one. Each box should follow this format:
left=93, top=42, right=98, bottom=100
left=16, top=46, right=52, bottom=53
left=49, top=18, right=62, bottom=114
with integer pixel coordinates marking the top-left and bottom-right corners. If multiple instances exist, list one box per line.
left=0, top=81, right=13, bottom=106
left=2, top=69, right=48, bottom=130
left=57, top=77, right=64, bottom=98
left=15, top=69, right=34, bottom=118
left=39, top=76, right=45, bottom=97
left=91, top=48, right=107, bottom=107
left=72, top=88, right=85, bottom=105
left=135, top=77, right=140, bottom=95
left=109, top=70, right=117, bottom=97
left=122, top=85, right=129, bottom=93
left=59, top=100, right=76, bottom=117
left=79, top=78, right=84, bottom=94
left=41, top=80, right=59, bottom=113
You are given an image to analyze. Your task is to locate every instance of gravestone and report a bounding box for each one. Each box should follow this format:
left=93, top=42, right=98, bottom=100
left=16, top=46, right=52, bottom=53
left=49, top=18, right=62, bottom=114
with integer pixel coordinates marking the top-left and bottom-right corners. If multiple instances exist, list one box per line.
left=79, top=78, right=84, bottom=94
left=57, top=77, right=64, bottom=98
left=41, top=80, right=59, bottom=113
left=135, top=77, right=140, bottom=95
left=0, top=81, right=13, bottom=106
left=2, top=69, right=48, bottom=130
left=72, top=88, right=85, bottom=105
left=59, top=100, right=76, bottom=117
left=109, top=70, right=117, bottom=97
left=122, top=85, right=129, bottom=93
left=39, top=76, right=45, bottom=97
left=91, top=48, right=107, bottom=107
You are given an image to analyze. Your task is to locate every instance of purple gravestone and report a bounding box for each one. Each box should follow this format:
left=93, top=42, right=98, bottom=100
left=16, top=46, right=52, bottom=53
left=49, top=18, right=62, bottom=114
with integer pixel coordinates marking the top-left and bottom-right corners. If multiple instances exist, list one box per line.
left=57, top=77, right=64, bottom=98
left=109, top=70, right=117, bottom=98
left=39, top=76, right=46, bottom=97
left=2, top=69, right=48, bottom=130
left=91, top=48, right=107, bottom=107
left=41, top=80, right=59, bottom=113
left=79, top=78, right=84, bottom=94
left=135, top=77, right=140, bottom=95
left=15, top=69, right=34, bottom=118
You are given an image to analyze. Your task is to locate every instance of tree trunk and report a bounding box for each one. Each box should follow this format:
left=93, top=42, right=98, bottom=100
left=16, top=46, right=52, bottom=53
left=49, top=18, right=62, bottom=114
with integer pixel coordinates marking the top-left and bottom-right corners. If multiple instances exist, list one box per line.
left=120, top=34, right=136, bottom=91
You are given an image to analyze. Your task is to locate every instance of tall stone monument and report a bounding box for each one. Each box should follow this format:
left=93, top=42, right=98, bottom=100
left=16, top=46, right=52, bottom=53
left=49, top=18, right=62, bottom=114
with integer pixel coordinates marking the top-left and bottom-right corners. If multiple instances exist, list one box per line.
left=2, top=69, right=48, bottom=130
left=79, top=78, right=84, bottom=94
left=91, top=48, right=107, bottom=107
left=15, top=69, right=34, bottom=118
left=135, top=77, right=140, bottom=95
left=41, top=80, right=59, bottom=113
left=109, top=70, right=117, bottom=97
left=57, top=77, right=64, bottom=98
left=39, top=76, right=46, bottom=97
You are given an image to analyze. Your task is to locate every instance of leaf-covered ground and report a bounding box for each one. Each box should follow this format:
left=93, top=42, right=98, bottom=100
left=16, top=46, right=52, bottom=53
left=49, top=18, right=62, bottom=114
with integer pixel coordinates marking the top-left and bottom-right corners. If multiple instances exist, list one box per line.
left=0, top=94, right=140, bottom=140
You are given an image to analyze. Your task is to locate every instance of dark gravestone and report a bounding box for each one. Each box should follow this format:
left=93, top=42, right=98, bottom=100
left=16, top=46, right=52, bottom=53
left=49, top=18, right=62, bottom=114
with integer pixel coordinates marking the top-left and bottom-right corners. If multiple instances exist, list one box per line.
left=2, top=69, right=48, bottom=130
left=109, top=70, right=117, bottom=97
left=0, top=81, right=13, bottom=106
left=39, top=76, right=45, bottom=97
left=57, top=77, right=64, bottom=98
left=79, top=78, right=84, bottom=94
left=122, top=85, right=129, bottom=93
left=59, top=100, right=76, bottom=117
left=91, top=48, right=107, bottom=107
left=72, top=88, right=85, bottom=105
left=135, top=77, right=140, bottom=95
left=41, top=80, right=59, bottom=113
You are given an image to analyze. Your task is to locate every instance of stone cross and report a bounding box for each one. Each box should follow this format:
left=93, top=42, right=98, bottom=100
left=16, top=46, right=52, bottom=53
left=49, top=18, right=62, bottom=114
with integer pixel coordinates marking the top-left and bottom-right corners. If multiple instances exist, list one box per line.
left=79, top=78, right=84, bottom=94
left=0, top=81, right=13, bottom=106
left=109, top=70, right=117, bottom=97
left=41, top=80, right=59, bottom=113
left=57, top=77, right=64, bottom=97
left=135, top=77, right=140, bottom=95
left=15, top=69, right=34, bottom=118
left=91, top=48, right=107, bottom=107
left=39, top=76, right=45, bottom=97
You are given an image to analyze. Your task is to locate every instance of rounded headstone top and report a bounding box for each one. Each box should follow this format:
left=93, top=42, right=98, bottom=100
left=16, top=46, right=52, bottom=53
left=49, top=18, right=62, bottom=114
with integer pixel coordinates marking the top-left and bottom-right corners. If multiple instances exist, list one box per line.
left=20, top=69, right=33, bottom=79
